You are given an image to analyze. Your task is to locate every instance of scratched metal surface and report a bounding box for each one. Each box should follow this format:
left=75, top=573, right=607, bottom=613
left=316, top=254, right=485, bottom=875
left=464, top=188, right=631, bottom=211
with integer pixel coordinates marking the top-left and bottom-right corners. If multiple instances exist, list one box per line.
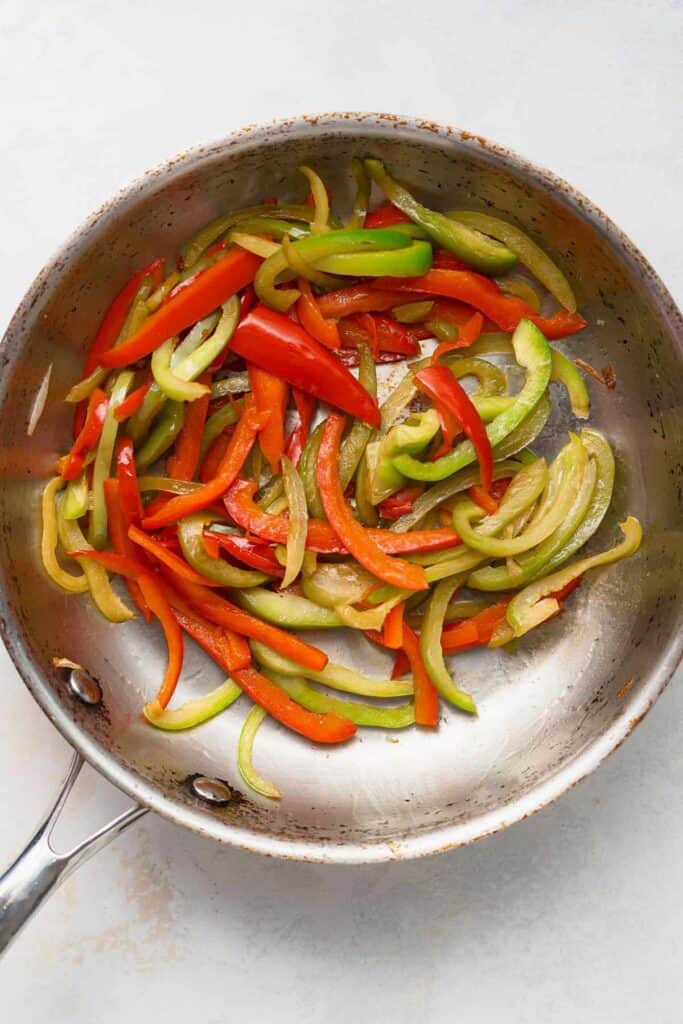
left=0, top=114, right=681, bottom=862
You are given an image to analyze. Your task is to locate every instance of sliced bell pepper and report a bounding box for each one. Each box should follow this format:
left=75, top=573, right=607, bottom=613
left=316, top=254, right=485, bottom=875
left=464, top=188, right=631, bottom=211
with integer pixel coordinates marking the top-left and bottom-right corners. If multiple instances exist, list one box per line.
left=415, top=364, right=493, bottom=493
left=61, top=388, right=109, bottom=481
left=248, top=365, right=288, bottom=474
left=224, top=478, right=462, bottom=555
left=364, top=204, right=412, bottom=229
left=204, top=529, right=284, bottom=578
left=128, top=523, right=223, bottom=588
left=317, top=413, right=428, bottom=591
left=235, top=588, right=343, bottom=629
left=116, top=437, right=145, bottom=526
left=166, top=382, right=211, bottom=482
left=114, top=382, right=152, bottom=422
left=379, top=485, right=425, bottom=520
left=365, top=159, right=516, bottom=274
left=98, top=249, right=261, bottom=369
left=339, top=314, right=420, bottom=359
left=401, top=624, right=439, bottom=727
left=141, top=396, right=266, bottom=529
left=468, top=484, right=499, bottom=516
left=251, top=640, right=411, bottom=699
left=441, top=603, right=509, bottom=653
left=232, top=666, right=355, bottom=745
left=160, top=579, right=251, bottom=672
left=316, top=285, right=414, bottom=319
left=168, top=575, right=329, bottom=673
left=420, top=578, right=477, bottom=713
left=313, top=241, right=432, bottom=278
left=271, top=671, right=414, bottom=729
left=178, top=512, right=268, bottom=588
left=370, top=269, right=587, bottom=339
left=432, top=311, right=483, bottom=363
left=349, top=158, right=370, bottom=229
left=382, top=601, right=405, bottom=649
left=229, top=304, right=380, bottom=427
left=199, top=431, right=232, bottom=482
left=296, top=278, right=340, bottom=349
left=285, top=388, right=316, bottom=467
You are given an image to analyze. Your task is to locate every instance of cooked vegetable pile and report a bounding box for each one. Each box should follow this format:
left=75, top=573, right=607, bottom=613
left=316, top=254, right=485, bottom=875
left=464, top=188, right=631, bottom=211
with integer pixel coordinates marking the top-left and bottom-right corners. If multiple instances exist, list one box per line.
left=42, top=158, right=641, bottom=800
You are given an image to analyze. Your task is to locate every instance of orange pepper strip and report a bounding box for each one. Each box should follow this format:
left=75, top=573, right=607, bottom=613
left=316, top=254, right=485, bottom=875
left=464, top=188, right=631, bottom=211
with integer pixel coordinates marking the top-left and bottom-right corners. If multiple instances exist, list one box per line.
left=199, top=431, right=232, bottom=482
left=232, top=665, right=356, bottom=745
left=248, top=365, right=289, bottom=473
left=166, top=375, right=212, bottom=481
left=61, top=388, right=109, bottom=480
left=432, top=311, right=483, bottom=364
left=296, top=278, right=341, bottom=350
left=224, top=478, right=462, bottom=556
left=316, top=286, right=417, bottom=319
left=317, top=413, right=428, bottom=591
left=99, top=249, right=262, bottom=368
left=382, top=602, right=405, bottom=650
left=401, top=625, right=439, bottom=727
left=370, top=270, right=587, bottom=340
left=441, top=604, right=509, bottom=653
left=84, top=258, right=165, bottom=376
left=169, top=575, right=329, bottom=674
left=116, top=437, right=145, bottom=525
left=128, top=524, right=224, bottom=588
left=160, top=579, right=251, bottom=672
left=114, top=382, right=152, bottom=422
left=141, top=396, right=267, bottom=529
left=70, top=548, right=183, bottom=712
left=103, top=478, right=151, bottom=621
left=468, top=485, right=499, bottom=516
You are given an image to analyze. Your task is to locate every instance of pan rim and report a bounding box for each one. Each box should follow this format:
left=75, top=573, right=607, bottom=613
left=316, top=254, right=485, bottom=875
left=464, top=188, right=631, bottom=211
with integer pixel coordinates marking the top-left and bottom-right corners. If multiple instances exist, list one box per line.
left=1, top=111, right=682, bottom=864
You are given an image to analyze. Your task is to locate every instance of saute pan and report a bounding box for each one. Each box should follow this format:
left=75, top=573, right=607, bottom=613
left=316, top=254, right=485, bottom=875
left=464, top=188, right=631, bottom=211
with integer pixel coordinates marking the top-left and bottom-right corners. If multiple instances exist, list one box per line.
left=1, top=114, right=681, bottom=954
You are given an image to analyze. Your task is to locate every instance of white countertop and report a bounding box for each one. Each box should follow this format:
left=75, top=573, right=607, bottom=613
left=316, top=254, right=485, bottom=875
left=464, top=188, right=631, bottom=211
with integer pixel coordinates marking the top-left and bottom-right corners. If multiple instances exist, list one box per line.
left=1, top=1, right=681, bottom=1020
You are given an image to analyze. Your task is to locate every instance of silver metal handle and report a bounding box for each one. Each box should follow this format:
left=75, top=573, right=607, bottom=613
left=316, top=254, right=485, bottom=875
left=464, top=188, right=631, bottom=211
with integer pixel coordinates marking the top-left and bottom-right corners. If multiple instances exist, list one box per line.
left=0, top=752, right=147, bottom=956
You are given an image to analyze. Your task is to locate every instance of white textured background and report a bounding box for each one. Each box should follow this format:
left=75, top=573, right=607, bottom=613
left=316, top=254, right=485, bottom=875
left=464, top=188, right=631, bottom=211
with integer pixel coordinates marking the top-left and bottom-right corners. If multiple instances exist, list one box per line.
left=1, top=1, right=682, bottom=1020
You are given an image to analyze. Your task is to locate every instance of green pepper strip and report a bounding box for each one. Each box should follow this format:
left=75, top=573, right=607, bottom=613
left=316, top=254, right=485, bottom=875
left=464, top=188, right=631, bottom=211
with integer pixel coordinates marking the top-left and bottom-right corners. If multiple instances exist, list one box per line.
left=447, top=210, right=577, bottom=312
left=254, top=227, right=412, bottom=312
left=299, top=421, right=326, bottom=519
left=181, top=204, right=316, bottom=269
left=135, top=400, right=185, bottom=472
left=62, top=470, right=89, bottom=520
left=250, top=641, right=413, bottom=699
left=349, top=157, right=370, bottom=229
left=420, top=577, right=477, bottom=713
left=393, top=300, right=435, bottom=323
left=143, top=680, right=241, bottom=730
left=468, top=458, right=549, bottom=536
left=467, top=334, right=589, bottom=420
left=267, top=670, right=415, bottom=729
left=137, top=476, right=202, bottom=495
left=299, top=165, right=330, bottom=235
left=338, top=345, right=377, bottom=489
left=88, top=370, right=134, bottom=548
left=505, top=517, right=642, bottom=637
left=235, top=588, right=344, bottom=628
left=364, top=159, right=517, bottom=275
left=365, top=549, right=487, bottom=607
left=152, top=297, right=241, bottom=403
left=199, top=400, right=243, bottom=459
left=57, top=498, right=134, bottom=621
left=238, top=706, right=281, bottom=800
left=231, top=218, right=309, bottom=241
left=354, top=448, right=379, bottom=526
left=178, top=512, right=268, bottom=588
left=313, top=241, right=433, bottom=277
left=41, top=480, right=90, bottom=593
left=394, top=319, right=552, bottom=482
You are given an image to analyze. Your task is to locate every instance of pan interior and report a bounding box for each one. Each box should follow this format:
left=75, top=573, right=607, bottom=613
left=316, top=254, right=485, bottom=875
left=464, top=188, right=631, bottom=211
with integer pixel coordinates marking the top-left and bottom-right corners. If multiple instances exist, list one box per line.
left=0, top=116, right=681, bottom=861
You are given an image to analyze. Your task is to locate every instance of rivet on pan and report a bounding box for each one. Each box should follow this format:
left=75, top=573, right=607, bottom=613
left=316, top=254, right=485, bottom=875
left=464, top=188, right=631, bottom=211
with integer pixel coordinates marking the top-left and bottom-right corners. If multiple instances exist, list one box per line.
left=190, top=776, right=233, bottom=806
left=67, top=668, right=102, bottom=706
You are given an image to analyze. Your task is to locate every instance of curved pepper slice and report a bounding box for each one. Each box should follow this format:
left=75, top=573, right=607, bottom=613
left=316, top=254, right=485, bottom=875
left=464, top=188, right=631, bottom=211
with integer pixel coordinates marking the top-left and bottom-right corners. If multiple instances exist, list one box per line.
left=248, top=365, right=288, bottom=473
left=230, top=304, right=380, bottom=427
left=204, top=529, right=284, bottom=578
left=61, top=388, right=109, bottom=480
left=296, top=278, right=340, bottom=349
left=98, top=249, right=261, bottom=368
left=317, top=413, right=428, bottom=591
left=370, top=269, right=586, bottom=339
left=224, top=478, right=462, bottom=555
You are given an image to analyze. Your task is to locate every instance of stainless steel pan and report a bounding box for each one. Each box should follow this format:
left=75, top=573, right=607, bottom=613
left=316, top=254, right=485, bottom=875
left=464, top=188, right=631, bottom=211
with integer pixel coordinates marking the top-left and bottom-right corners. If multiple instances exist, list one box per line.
left=1, top=114, right=681, bottom=953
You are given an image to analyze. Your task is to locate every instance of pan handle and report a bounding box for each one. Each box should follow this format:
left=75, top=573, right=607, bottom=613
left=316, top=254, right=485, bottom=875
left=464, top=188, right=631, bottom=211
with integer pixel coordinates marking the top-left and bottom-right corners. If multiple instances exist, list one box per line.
left=0, top=751, right=147, bottom=956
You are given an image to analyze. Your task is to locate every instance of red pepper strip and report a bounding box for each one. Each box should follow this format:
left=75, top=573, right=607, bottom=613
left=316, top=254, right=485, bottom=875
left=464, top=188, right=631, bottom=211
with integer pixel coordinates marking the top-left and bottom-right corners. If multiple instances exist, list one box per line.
left=285, top=389, right=316, bottom=467
left=169, top=575, right=329, bottom=673
left=83, top=258, right=165, bottom=377
left=296, top=278, right=340, bottom=350
left=99, top=249, right=262, bottom=369
left=336, top=348, right=413, bottom=368
left=432, top=311, right=483, bottom=363
left=317, top=413, right=428, bottom=591
left=490, top=477, right=512, bottom=501
left=379, top=485, right=426, bottom=520
left=114, top=382, right=152, bottom=422
left=364, top=204, right=412, bottom=228
left=371, top=270, right=587, bottom=339
left=128, top=524, right=224, bottom=588
left=432, top=250, right=470, bottom=271
left=141, top=397, right=267, bottom=529
left=402, top=625, right=439, bottom=727
left=431, top=399, right=462, bottom=462
left=160, top=579, right=251, bottom=672
left=248, top=365, right=289, bottom=474
left=441, top=603, right=510, bottom=653
left=233, top=665, right=356, bottom=745
left=104, top=478, right=151, bottom=621
left=339, top=314, right=420, bottom=359
left=70, top=549, right=183, bottom=710
left=116, top=437, right=145, bottom=525
left=166, top=377, right=211, bottom=481
left=61, top=388, right=109, bottom=480
left=199, top=431, right=232, bottom=482
left=468, top=484, right=498, bottom=516
left=316, top=286, right=416, bottom=319
left=224, top=479, right=462, bottom=555
left=203, top=530, right=285, bottom=578
left=415, top=365, right=493, bottom=493
left=391, top=649, right=410, bottom=679
left=550, top=576, right=582, bottom=603
left=230, top=305, right=381, bottom=428
left=382, top=602, right=405, bottom=650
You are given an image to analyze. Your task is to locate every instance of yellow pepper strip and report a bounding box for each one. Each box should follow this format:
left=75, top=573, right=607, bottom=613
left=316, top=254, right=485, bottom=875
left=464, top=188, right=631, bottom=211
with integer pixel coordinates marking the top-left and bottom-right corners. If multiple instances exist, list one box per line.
left=144, top=680, right=241, bottom=731
left=238, top=706, right=282, bottom=799
left=280, top=456, right=308, bottom=589
left=298, top=165, right=330, bottom=235
left=41, top=478, right=89, bottom=593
